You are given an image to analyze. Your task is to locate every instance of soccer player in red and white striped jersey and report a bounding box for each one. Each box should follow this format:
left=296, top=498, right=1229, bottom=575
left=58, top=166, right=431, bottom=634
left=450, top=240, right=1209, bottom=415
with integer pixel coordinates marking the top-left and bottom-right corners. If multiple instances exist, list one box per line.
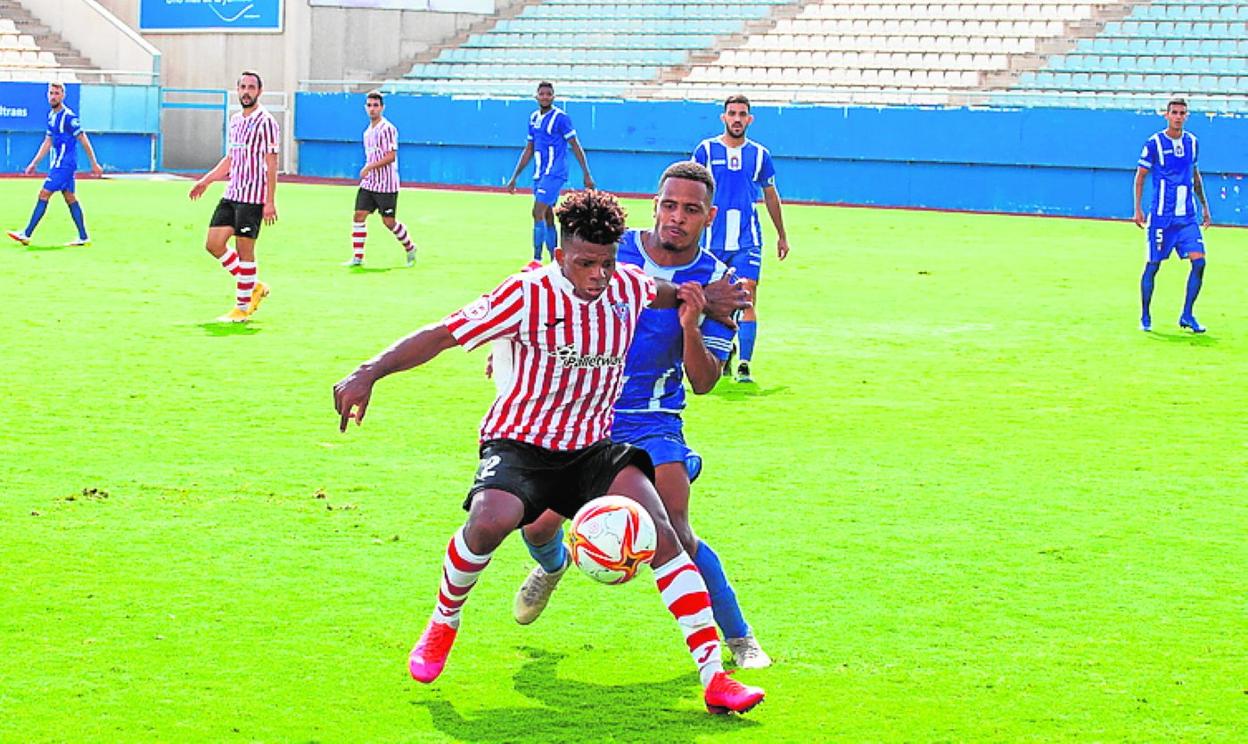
left=333, top=190, right=764, bottom=714
left=189, top=70, right=279, bottom=323
left=345, top=90, right=417, bottom=268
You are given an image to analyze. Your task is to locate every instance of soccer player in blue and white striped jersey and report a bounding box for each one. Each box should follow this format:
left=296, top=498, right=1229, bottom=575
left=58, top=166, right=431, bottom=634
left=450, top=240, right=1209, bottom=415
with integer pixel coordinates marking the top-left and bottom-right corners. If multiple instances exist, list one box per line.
left=693, top=95, right=791, bottom=382
left=6, top=82, right=102, bottom=247
left=505, top=82, right=595, bottom=262
left=513, top=162, right=773, bottom=669
left=1132, top=97, right=1212, bottom=333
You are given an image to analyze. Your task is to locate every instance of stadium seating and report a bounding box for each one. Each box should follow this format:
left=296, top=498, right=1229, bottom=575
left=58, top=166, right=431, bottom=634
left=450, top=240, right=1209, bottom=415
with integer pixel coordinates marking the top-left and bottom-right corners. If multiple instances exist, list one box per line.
left=0, top=13, right=78, bottom=82
left=397, top=0, right=792, bottom=96
left=999, top=0, right=1248, bottom=111
left=386, top=0, right=1248, bottom=112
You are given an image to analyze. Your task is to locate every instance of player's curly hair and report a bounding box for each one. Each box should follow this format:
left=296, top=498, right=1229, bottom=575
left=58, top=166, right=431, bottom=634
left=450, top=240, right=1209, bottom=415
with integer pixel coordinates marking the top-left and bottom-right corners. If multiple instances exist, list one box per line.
left=555, top=190, right=628, bottom=246
left=659, top=161, right=715, bottom=202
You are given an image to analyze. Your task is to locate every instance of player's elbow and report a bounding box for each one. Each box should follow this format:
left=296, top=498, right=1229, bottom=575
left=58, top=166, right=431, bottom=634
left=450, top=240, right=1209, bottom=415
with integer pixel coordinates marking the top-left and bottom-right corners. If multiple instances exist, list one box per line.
left=689, top=374, right=718, bottom=395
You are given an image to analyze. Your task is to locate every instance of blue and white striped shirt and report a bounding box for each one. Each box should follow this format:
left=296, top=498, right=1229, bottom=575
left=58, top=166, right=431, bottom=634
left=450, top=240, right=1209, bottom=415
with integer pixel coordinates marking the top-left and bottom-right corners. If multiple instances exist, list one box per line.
left=1138, top=130, right=1200, bottom=225
left=527, top=106, right=576, bottom=180
left=46, top=107, right=83, bottom=172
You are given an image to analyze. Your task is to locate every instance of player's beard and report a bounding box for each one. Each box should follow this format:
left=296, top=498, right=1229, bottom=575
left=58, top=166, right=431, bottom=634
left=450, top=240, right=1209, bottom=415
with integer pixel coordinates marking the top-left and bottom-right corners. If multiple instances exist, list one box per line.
left=239, top=94, right=256, bottom=109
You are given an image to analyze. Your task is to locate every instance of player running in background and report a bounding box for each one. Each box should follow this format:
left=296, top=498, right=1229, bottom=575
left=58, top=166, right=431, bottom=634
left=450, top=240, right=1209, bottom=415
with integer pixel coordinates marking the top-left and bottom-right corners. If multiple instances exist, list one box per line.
left=1133, top=97, right=1212, bottom=333
left=189, top=71, right=279, bottom=323
left=505, top=82, right=595, bottom=263
left=333, top=190, right=763, bottom=714
left=7, top=82, right=103, bottom=247
left=693, top=94, right=791, bottom=383
left=344, top=90, right=417, bottom=267
left=512, top=162, right=772, bottom=669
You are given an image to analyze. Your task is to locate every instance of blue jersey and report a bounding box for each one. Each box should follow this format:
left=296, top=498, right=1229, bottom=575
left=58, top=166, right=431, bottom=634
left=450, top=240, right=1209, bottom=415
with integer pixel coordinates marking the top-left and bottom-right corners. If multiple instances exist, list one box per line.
left=692, top=136, right=776, bottom=251
left=614, top=229, right=736, bottom=414
left=527, top=106, right=576, bottom=180
left=47, top=107, right=83, bottom=172
left=1138, top=130, right=1200, bottom=226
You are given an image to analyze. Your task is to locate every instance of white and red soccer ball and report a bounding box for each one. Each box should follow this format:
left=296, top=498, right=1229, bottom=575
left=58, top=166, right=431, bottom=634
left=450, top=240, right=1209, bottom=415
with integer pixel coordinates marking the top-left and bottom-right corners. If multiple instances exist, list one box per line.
left=568, top=495, right=657, bottom=584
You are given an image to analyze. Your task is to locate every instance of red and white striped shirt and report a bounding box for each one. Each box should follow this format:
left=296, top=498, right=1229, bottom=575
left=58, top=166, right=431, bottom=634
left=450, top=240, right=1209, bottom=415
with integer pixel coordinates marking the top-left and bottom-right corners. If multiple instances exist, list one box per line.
left=444, top=262, right=657, bottom=451
left=361, top=117, right=400, bottom=193
left=224, top=106, right=280, bottom=205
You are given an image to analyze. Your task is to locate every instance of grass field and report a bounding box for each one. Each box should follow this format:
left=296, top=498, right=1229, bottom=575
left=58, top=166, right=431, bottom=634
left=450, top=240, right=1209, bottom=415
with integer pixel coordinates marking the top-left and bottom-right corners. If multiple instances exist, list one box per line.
left=2, top=177, right=1246, bottom=742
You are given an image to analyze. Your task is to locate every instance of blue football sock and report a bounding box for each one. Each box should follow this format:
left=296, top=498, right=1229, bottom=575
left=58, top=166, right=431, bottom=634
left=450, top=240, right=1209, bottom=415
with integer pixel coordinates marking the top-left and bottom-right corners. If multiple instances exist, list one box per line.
left=68, top=201, right=88, bottom=240
left=25, top=198, right=49, bottom=236
left=1140, top=261, right=1160, bottom=317
left=524, top=528, right=568, bottom=574
left=693, top=540, right=750, bottom=639
left=545, top=223, right=558, bottom=260
left=1183, top=258, right=1205, bottom=317
left=738, top=320, right=758, bottom=363
left=532, top=223, right=545, bottom=261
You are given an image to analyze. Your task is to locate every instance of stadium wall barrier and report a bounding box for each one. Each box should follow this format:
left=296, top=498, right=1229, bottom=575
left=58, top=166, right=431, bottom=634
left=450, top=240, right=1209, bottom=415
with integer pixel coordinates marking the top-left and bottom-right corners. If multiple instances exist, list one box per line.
left=0, top=83, right=159, bottom=173
left=294, top=94, right=1248, bottom=226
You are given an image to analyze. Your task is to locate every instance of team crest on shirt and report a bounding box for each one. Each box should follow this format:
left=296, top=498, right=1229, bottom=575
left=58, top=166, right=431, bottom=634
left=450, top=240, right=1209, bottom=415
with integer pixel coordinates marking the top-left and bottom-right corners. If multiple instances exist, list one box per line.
left=728, top=154, right=741, bottom=171
left=1173, top=140, right=1185, bottom=157
left=464, top=297, right=491, bottom=320
left=611, top=301, right=631, bottom=321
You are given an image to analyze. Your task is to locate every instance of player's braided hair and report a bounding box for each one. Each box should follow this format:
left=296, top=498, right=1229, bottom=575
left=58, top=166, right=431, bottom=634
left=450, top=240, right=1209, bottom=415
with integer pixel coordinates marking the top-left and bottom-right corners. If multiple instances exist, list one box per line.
left=555, top=190, right=628, bottom=246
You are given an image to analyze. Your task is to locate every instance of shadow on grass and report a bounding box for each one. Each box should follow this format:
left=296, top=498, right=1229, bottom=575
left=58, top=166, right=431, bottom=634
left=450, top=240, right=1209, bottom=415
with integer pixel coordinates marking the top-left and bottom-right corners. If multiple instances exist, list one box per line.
left=25, top=243, right=68, bottom=252
left=349, top=265, right=407, bottom=274
left=413, top=646, right=761, bottom=743
left=1146, top=330, right=1218, bottom=346
left=197, top=322, right=262, bottom=336
left=710, top=383, right=791, bottom=401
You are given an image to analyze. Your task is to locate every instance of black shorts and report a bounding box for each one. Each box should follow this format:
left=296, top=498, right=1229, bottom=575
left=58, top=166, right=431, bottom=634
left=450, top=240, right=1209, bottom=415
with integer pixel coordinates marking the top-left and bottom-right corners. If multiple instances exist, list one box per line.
left=354, top=188, right=398, bottom=216
left=464, top=439, right=655, bottom=526
left=209, top=198, right=263, bottom=239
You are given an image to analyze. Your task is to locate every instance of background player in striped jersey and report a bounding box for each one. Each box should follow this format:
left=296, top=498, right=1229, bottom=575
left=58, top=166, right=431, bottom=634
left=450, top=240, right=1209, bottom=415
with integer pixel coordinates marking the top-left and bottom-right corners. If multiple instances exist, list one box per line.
left=7, top=82, right=103, bottom=247
left=344, top=90, right=417, bottom=267
left=189, top=71, right=279, bottom=323
left=504, top=82, right=595, bottom=263
left=1133, top=97, right=1212, bottom=333
left=693, top=94, right=791, bottom=383
left=333, top=190, right=764, bottom=714
left=513, top=162, right=772, bottom=669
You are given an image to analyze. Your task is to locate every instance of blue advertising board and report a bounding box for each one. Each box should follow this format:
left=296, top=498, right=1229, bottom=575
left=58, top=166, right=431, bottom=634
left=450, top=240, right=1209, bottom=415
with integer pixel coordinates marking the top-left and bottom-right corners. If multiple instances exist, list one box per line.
left=0, top=82, right=80, bottom=132
left=139, top=0, right=283, bottom=32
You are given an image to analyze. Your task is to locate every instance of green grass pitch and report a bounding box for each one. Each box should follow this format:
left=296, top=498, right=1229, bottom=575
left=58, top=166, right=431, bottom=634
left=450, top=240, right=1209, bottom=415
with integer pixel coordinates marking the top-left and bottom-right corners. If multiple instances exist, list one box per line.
left=2, top=177, right=1246, bottom=742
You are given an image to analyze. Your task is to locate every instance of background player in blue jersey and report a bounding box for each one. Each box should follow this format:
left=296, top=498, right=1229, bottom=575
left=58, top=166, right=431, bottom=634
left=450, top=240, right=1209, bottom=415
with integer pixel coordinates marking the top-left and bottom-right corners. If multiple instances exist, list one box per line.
left=7, top=82, right=102, bottom=247
left=693, top=94, right=790, bottom=383
left=512, top=162, right=772, bottom=668
left=505, top=81, right=595, bottom=262
left=1132, top=97, right=1212, bottom=333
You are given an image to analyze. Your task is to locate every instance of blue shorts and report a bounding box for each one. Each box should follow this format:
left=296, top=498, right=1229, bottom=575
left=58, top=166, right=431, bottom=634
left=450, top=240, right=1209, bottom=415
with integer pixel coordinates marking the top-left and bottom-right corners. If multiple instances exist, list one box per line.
left=611, top=411, right=703, bottom=483
left=42, top=169, right=76, bottom=194
left=533, top=175, right=566, bottom=207
left=712, top=244, right=763, bottom=282
left=1147, top=220, right=1204, bottom=262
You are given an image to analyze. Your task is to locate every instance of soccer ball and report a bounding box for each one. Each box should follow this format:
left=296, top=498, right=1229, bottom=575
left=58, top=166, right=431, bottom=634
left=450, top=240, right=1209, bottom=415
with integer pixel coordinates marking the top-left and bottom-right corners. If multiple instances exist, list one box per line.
left=568, top=495, right=657, bottom=584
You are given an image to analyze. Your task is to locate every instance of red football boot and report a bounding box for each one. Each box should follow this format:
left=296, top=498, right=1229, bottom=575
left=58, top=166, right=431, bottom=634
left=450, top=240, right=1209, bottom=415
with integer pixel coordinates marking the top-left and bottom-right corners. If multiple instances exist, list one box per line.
left=408, top=620, right=458, bottom=683
left=704, top=670, right=765, bottom=714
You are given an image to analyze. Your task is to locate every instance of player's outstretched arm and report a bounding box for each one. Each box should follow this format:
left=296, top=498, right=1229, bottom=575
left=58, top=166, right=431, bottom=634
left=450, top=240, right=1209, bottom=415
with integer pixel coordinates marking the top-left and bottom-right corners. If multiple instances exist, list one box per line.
left=190, top=156, right=230, bottom=200
left=506, top=142, right=534, bottom=193
left=569, top=136, right=594, bottom=190
left=25, top=136, right=51, bottom=174
left=1193, top=167, right=1212, bottom=228
left=77, top=132, right=103, bottom=175
left=333, top=322, right=458, bottom=432
left=762, top=185, right=790, bottom=260
left=1132, top=167, right=1148, bottom=228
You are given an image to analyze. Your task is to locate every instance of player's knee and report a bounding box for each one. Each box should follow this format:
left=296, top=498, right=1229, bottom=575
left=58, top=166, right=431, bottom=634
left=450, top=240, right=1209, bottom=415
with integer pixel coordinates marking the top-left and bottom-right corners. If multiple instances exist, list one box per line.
left=352, top=210, right=369, bottom=222
left=1190, top=254, right=1206, bottom=266
left=522, top=510, right=563, bottom=545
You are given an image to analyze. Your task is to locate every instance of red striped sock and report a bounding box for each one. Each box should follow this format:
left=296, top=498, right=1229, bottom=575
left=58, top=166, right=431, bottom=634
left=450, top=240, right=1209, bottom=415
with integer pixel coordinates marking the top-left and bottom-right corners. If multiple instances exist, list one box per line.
left=352, top=222, right=366, bottom=261
left=654, top=551, right=724, bottom=686
left=389, top=221, right=415, bottom=252
left=236, top=261, right=257, bottom=310
left=219, top=248, right=241, bottom=276
left=433, top=527, right=493, bottom=629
